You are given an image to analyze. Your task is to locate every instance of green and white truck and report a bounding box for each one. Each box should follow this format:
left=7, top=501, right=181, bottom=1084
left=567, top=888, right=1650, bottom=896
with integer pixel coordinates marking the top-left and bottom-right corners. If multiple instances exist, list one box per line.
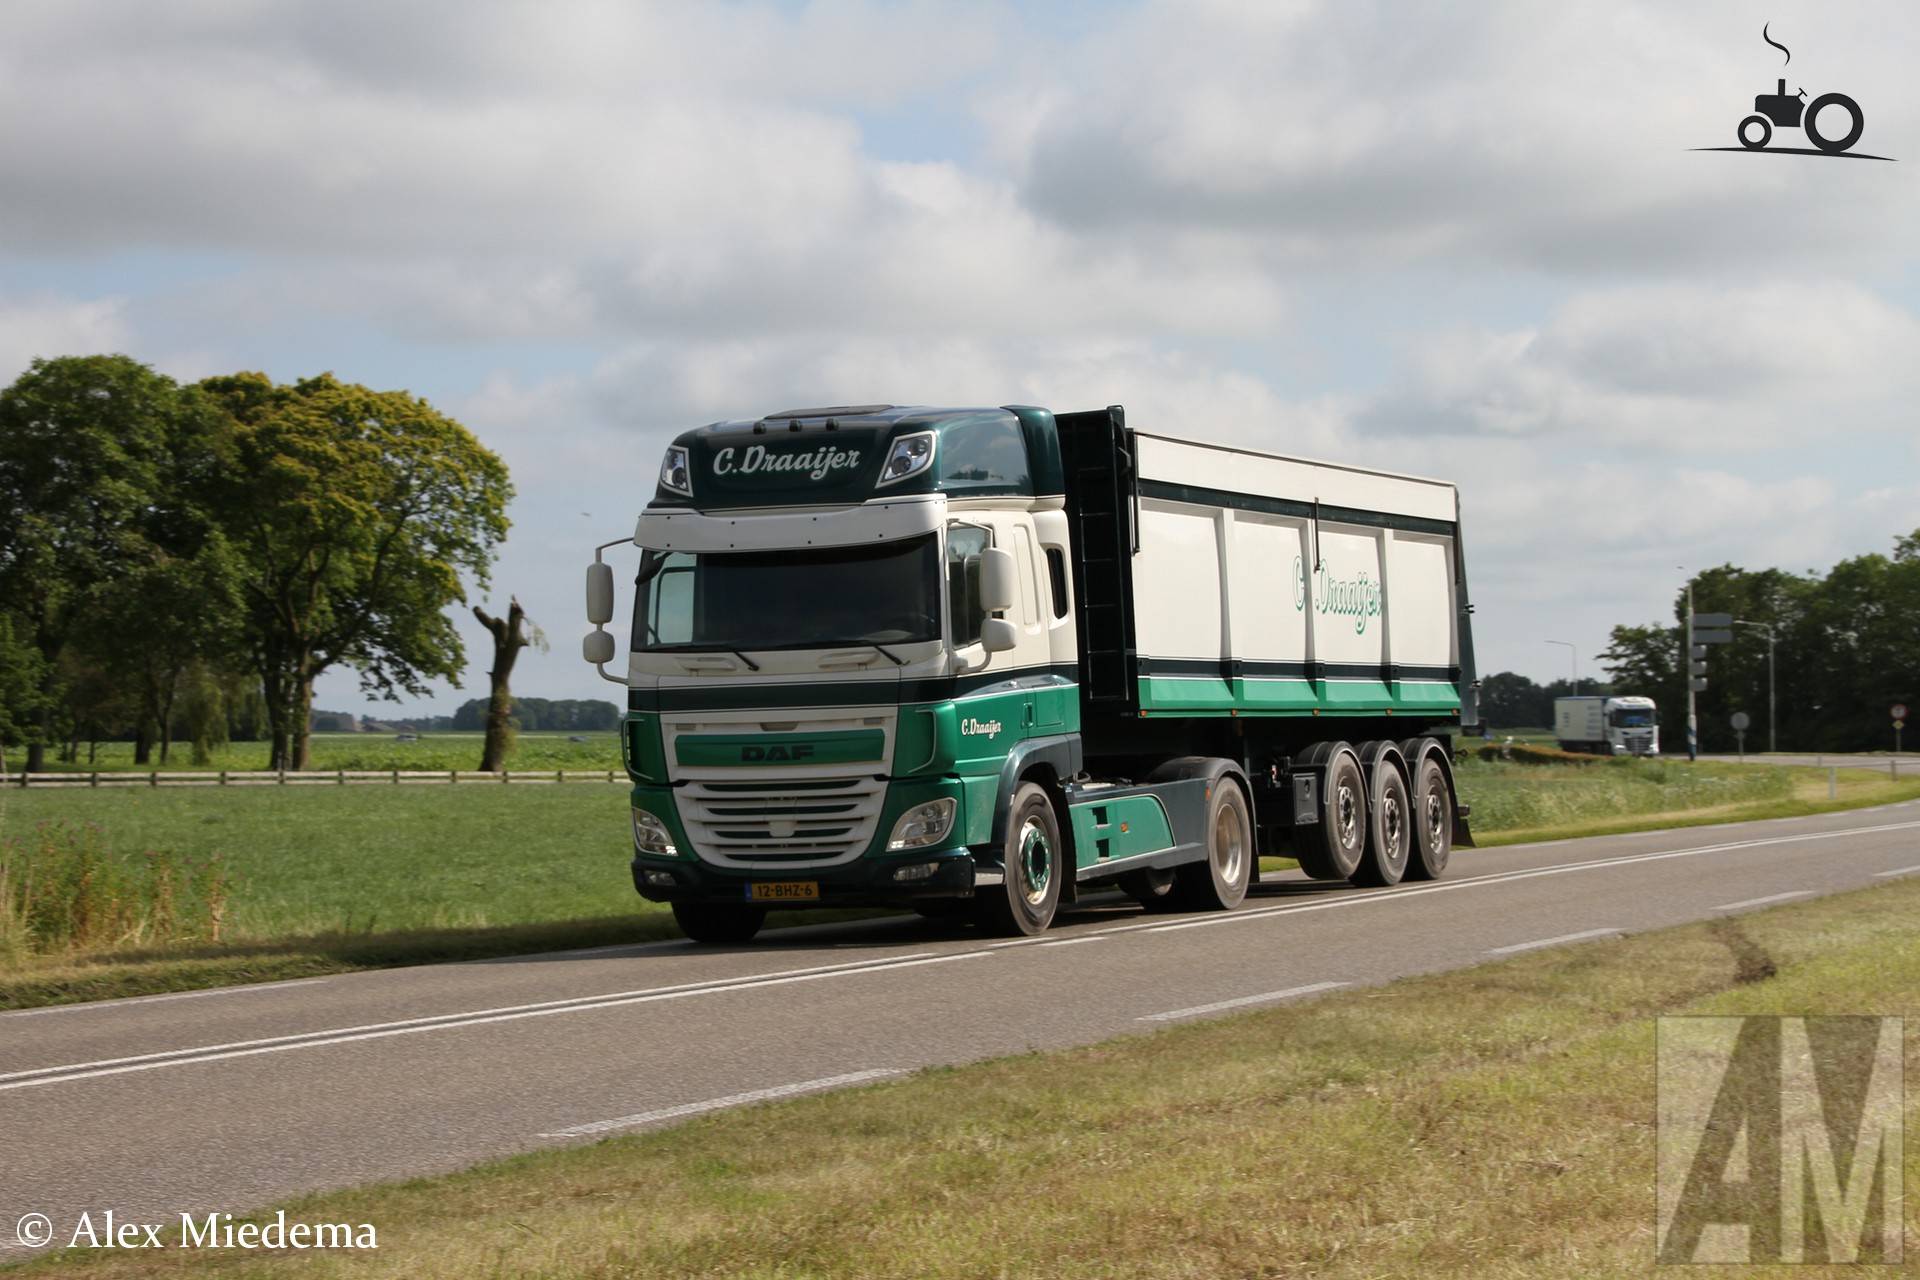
left=583, top=404, right=1479, bottom=942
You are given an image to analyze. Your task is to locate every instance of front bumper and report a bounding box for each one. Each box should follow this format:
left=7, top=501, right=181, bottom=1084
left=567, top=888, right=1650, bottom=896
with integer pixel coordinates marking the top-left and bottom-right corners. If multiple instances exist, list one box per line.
left=631, top=846, right=981, bottom=907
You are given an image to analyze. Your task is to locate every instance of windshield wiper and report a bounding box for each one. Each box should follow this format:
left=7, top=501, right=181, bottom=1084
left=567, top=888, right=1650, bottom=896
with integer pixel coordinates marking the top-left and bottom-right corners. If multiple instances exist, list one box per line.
left=867, top=642, right=906, bottom=666
left=731, top=649, right=761, bottom=672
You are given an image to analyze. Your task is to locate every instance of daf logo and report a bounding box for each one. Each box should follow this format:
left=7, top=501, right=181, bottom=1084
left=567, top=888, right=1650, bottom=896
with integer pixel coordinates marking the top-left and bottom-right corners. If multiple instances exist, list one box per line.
left=960, top=718, right=1003, bottom=739
left=740, top=744, right=815, bottom=762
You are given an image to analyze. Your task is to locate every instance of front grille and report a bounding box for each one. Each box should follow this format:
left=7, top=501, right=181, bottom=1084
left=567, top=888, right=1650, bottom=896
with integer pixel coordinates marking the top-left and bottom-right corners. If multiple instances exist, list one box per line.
left=679, top=776, right=886, bottom=868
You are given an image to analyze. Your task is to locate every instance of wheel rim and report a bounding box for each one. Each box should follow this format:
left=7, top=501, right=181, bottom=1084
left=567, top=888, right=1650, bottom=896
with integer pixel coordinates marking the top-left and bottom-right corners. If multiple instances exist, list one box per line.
left=1212, top=801, right=1246, bottom=885
left=1018, top=818, right=1052, bottom=906
left=1382, top=792, right=1405, bottom=866
left=1335, top=780, right=1360, bottom=850
left=1424, top=789, right=1446, bottom=850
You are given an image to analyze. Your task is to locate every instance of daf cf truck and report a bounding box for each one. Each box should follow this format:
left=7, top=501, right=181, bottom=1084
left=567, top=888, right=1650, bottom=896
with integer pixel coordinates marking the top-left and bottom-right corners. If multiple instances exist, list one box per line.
left=1554, top=695, right=1659, bottom=756
left=583, top=405, right=1479, bottom=941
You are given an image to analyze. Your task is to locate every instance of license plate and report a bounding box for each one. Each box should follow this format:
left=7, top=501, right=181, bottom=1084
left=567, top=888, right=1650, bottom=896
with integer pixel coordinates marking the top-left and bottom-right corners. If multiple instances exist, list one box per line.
left=747, top=881, right=819, bottom=902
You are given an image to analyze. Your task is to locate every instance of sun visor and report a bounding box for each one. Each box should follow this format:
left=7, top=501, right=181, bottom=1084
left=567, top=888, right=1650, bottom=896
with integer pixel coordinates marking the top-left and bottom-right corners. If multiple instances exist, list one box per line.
left=633, top=495, right=946, bottom=553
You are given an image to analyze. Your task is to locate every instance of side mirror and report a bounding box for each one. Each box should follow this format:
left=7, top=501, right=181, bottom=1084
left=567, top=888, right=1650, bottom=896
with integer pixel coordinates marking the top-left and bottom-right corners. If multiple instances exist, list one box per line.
left=981, top=617, right=1017, bottom=654
left=979, top=546, right=1017, bottom=615
left=583, top=630, right=616, bottom=664
left=586, top=562, right=615, bottom=625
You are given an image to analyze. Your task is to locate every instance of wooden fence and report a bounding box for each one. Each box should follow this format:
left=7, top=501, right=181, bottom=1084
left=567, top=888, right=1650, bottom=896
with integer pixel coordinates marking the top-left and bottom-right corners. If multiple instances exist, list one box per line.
left=8, top=769, right=625, bottom=788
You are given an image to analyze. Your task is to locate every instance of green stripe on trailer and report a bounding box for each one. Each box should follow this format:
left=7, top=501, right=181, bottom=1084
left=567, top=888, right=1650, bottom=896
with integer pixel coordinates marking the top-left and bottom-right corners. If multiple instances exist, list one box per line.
left=1136, top=675, right=1461, bottom=718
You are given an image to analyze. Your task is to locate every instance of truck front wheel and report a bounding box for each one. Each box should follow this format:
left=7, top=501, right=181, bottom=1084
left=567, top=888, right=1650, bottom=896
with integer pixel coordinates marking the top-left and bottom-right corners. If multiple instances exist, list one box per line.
left=672, top=901, right=768, bottom=945
left=976, top=783, right=1063, bottom=936
left=1176, top=780, right=1252, bottom=910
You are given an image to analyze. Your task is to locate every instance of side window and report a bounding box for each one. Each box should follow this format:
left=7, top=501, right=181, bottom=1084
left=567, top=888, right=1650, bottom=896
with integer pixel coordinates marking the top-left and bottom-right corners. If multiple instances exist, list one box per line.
left=637, top=553, right=694, bottom=646
left=946, top=524, right=990, bottom=647
left=1044, top=547, right=1069, bottom=620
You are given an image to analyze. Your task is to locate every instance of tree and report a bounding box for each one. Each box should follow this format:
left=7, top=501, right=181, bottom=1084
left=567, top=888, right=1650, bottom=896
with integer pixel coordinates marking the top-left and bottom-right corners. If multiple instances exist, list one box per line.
left=0, top=613, right=48, bottom=774
left=199, top=373, right=513, bottom=769
left=0, top=356, right=187, bottom=770
left=472, top=597, right=543, bottom=771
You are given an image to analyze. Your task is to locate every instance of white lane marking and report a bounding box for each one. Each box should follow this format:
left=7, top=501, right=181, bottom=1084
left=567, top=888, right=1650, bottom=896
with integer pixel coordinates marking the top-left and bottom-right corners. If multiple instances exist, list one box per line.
left=1487, top=928, right=1622, bottom=956
left=1714, top=890, right=1814, bottom=911
left=1118, top=820, right=1920, bottom=940
left=1037, top=936, right=1105, bottom=947
left=0, top=978, right=331, bottom=1018
left=0, top=953, right=981, bottom=1092
left=539, top=1069, right=904, bottom=1138
left=1138, top=982, right=1348, bottom=1022
left=1874, top=864, right=1920, bottom=877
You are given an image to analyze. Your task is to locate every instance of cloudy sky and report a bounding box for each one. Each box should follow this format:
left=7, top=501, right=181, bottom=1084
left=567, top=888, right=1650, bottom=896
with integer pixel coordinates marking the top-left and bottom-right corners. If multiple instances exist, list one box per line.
left=5, top=0, right=1917, bottom=714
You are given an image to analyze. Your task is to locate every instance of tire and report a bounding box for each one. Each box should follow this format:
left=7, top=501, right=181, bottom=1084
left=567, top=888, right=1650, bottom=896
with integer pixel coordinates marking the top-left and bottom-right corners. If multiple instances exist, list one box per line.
left=1804, top=93, right=1863, bottom=153
left=1404, top=751, right=1453, bottom=882
left=672, top=901, right=767, bottom=944
left=1351, top=754, right=1411, bottom=887
left=1174, top=780, right=1252, bottom=910
left=975, top=782, right=1063, bottom=936
left=1737, top=113, right=1772, bottom=149
left=1295, top=747, right=1366, bottom=881
left=1118, top=866, right=1180, bottom=912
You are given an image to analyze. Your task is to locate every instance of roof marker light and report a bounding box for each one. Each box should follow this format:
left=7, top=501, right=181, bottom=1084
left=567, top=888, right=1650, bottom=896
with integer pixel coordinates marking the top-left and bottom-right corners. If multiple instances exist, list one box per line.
left=660, top=445, right=692, bottom=497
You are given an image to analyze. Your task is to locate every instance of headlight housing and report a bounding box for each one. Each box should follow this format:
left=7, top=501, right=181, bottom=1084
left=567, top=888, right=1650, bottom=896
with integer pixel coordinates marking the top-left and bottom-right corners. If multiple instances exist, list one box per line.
left=632, top=807, right=680, bottom=857
left=886, top=797, right=956, bottom=850
left=877, top=431, right=934, bottom=485
left=659, top=445, right=692, bottom=497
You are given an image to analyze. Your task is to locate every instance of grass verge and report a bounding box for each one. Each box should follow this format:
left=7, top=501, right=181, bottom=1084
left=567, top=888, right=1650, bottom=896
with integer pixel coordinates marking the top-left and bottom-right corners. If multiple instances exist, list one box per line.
left=13, top=874, right=1918, bottom=1277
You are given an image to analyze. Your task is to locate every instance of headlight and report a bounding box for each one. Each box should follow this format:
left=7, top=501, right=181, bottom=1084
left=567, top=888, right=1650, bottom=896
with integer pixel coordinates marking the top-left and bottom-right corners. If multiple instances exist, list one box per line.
left=886, top=797, right=956, bottom=850
left=877, top=431, right=934, bottom=485
left=632, top=808, right=680, bottom=856
left=660, top=445, right=692, bottom=497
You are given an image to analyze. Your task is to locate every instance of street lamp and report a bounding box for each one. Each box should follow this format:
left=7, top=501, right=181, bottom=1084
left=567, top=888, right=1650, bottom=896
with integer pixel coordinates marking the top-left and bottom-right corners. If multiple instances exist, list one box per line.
left=1733, top=620, right=1777, bottom=754
left=1545, top=639, right=1578, bottom=695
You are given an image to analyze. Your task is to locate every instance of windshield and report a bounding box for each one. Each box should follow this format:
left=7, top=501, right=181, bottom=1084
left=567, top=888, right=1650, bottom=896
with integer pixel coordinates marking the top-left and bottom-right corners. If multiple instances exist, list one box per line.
left=1610, top=707, right=1657, bottom=727
left=632, top=534, right=941, bottom=652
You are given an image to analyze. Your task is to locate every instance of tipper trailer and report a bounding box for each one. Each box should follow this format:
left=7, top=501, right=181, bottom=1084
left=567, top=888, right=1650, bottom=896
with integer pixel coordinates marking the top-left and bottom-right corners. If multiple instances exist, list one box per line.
left=583, top=404, right=1480, bottom=941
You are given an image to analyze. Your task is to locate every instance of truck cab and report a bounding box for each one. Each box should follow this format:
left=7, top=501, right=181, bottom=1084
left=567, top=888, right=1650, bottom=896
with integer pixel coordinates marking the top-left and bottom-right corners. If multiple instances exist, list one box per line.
left=586, top=403, right=1477, bottom=942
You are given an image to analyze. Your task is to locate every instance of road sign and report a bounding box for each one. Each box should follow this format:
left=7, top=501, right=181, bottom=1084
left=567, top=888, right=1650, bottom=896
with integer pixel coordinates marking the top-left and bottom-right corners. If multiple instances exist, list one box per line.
left=1694, top=629, right=1734, bottom=645
left=1694, top=612, right=1734, bottom=628
left=1894, top=703, right=1909, bottom=720
left=1731, top=712, right=1751, bottom=730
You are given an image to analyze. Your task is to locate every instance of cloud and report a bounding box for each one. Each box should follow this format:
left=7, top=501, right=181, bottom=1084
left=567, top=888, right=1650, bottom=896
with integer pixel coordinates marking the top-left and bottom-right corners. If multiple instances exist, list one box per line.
left=0, top=295, right=131, bottom=383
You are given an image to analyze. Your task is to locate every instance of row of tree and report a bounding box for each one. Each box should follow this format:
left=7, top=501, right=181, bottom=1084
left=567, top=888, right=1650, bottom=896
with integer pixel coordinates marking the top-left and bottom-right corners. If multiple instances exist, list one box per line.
left=0, top=355, right=514, bottom=770
left=1597, top=533, right=1920, bottom=754
left=449, top=697, right=619, bottom=733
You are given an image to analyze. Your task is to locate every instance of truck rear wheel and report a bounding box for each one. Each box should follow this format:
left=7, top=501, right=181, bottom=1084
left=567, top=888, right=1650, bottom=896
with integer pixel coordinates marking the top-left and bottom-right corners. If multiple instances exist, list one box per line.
left=1296, top=746, right=1366, bottom=881
left=1351, top=755, right=1411, bottom=887
left=976, top=783, right=1062, bottom=936
left=1175, top=781, right=1252, bottom=910
left=1118, top=866, right=1180, bottom=912
left=1405, top=751, right=1453, bottom=881
left=672, top=901, right=768, bottom=945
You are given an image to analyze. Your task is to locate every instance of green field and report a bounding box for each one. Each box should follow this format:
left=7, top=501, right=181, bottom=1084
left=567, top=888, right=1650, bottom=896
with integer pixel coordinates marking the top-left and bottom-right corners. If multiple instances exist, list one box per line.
left=13, top=731, right=622, bottom=774
left=15, top=872, right=1917, bottom=1279
left=3, top=756, right=1916, bottom=1009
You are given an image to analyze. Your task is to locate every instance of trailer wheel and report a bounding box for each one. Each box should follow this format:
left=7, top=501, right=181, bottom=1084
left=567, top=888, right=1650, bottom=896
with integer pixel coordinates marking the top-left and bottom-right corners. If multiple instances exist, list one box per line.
left=1404, top=751, right=1453, bottom=881
left=1296, top=747, right=1366, bottom=881
left=1351, top=755, right=1411, bottom=887
left=672, top=901, right=768, bottom=944
left=1118, top=866, right=1180, bottom=912
left=976, top=783, right=1062, bottom=936
left=1174, top=781, right=1252, bottom=910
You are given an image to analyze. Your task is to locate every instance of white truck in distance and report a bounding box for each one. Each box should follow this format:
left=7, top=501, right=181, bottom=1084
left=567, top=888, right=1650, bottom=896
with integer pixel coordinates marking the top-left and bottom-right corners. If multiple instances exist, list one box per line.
left=1554, top=695, right=1659, bottom=756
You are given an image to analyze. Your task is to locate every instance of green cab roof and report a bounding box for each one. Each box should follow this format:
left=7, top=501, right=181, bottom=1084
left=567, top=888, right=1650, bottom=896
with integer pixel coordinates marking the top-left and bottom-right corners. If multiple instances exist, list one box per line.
left=652, top=404, right=1065, bottom=510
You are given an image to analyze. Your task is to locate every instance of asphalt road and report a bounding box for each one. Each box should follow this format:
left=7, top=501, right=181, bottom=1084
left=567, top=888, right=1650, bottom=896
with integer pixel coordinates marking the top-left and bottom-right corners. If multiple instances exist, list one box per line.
left=4, top=801, right=1919, bottom=1256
